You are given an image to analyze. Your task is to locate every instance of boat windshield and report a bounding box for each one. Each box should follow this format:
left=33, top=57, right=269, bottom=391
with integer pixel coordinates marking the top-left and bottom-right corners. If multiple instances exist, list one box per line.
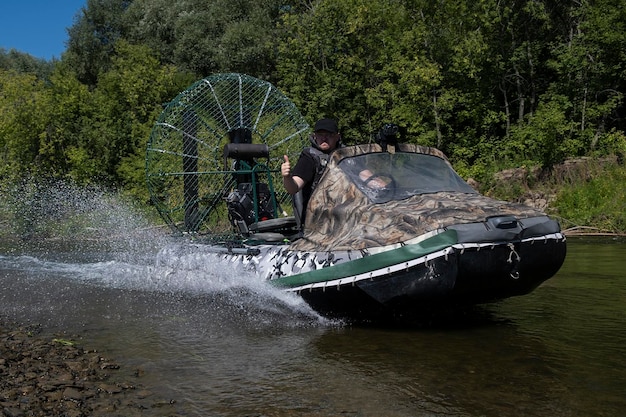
left=339, top=152, right=477, bottom=203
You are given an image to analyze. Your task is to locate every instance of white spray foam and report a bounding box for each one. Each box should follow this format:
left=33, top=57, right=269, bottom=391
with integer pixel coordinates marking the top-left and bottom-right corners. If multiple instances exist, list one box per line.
left=1, top=180, right=329, bottom=325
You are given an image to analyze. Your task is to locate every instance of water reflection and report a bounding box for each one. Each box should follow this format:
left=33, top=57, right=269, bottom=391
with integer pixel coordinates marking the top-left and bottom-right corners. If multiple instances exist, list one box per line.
left=313, top=310, right=568, bottom=413
left=0, top=238, right=624, bottom=416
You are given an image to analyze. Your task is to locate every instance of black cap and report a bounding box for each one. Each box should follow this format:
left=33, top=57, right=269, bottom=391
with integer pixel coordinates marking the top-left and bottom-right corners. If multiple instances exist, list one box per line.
left=313, top=118, right=339, bottom=133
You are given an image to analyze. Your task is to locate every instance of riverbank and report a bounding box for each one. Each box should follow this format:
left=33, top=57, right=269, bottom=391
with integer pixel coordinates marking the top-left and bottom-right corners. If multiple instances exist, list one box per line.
left=0, top=319, right=179, bottom=417
left=482, top=155, right=626, bottom=235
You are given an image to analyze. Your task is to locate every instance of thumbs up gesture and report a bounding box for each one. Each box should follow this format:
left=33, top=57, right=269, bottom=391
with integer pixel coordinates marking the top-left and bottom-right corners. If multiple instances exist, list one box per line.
left=281, top=155, right=291, bottom=177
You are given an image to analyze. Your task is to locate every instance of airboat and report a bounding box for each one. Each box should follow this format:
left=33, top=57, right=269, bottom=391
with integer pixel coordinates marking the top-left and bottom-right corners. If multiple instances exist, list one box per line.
left=145, top=73, right=566, bottom=321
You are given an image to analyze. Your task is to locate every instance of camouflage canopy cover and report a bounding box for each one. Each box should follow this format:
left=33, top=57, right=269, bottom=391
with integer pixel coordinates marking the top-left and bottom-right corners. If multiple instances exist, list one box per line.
left=290, top=143, right=544, bottom=252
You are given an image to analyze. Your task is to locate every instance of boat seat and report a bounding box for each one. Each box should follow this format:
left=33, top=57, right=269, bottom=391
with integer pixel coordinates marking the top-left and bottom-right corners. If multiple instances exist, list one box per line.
left=249, top=232, right=286, bottom=242
left=249, top=216, right=298, bottom=233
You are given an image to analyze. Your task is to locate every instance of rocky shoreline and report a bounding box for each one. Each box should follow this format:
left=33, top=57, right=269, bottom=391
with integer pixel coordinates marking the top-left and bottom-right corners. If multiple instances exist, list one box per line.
left=0, top=319, right=179, bottom=417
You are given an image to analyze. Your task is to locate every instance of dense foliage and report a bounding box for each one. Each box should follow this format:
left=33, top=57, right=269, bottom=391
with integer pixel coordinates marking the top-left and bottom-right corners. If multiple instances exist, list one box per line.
left=1, top=0, right=625, bottom=230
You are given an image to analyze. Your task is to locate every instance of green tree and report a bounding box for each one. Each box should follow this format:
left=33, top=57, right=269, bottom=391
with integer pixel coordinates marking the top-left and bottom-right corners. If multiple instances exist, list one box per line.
left=3, top=0, right=625, bottom=208
left=87, top=41, right=194, bottom=198
left=415, top=0, right=499, bottom=160
left=39, top=63, right=95, bottom=181
left=0, top=70, right=47, bottom=181
left=124, top=0, right=293, bottom=80
left=0, top=48, right=54, bottom=78
left=546, top=0, right=626, bottom=157
left=277, top=0, right=443, bottom=142
left=65, top=0, right=132, bottom=86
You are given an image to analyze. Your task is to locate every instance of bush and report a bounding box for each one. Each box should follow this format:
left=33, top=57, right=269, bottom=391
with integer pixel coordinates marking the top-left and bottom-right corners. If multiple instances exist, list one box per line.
left=554, top=161, right=626, bottom=232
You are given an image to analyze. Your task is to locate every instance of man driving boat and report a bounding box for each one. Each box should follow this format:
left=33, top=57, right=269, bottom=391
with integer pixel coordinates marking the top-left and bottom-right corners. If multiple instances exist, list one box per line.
left=281, top=118, right=342, bottom=208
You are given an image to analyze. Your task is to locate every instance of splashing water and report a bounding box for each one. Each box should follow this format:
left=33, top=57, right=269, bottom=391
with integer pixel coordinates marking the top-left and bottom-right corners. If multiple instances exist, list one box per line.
left=2, top=179, right=168, bottom=256
left=0, top=180, right=328, bottom=328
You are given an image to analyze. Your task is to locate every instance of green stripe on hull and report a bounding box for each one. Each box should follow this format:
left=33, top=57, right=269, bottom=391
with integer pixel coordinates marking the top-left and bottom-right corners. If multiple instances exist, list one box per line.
left=271, top=229, right=458, bottom=288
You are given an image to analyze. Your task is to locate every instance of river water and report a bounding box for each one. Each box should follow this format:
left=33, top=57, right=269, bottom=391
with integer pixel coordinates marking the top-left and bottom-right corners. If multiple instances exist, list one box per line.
left=1, top=234, right=624, bottom=417
left=0, top=180, right=624, bottom=417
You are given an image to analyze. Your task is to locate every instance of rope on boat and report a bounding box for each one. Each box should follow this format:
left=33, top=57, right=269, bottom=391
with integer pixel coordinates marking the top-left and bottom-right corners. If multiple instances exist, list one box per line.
left=506, top=243, right=521, bottom=279
left=506, top=243, right=521, bottom=264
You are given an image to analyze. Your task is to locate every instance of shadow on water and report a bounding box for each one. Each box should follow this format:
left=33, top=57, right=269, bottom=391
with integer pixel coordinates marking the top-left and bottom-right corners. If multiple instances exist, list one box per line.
left=1, top=181, right=625, bottom=416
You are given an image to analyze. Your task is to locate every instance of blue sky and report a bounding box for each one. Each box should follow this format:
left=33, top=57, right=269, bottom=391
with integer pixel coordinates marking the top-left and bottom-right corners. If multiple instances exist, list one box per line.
left=0, top=0, right=86, bottom=60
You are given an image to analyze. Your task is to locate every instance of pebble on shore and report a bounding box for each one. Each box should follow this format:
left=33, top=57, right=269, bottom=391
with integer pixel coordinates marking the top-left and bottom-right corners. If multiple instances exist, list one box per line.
left=0, top=320, right=179, bottom=417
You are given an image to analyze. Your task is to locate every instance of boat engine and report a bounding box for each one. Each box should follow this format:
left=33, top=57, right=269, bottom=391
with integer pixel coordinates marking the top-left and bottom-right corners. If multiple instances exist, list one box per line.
left=223, top=143, right=278, bottom=233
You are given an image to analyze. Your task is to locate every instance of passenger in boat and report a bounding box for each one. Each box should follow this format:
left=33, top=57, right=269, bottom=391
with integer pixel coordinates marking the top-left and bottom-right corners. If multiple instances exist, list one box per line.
left=358, top=169, right=392, bottom=189
left=281, top=118, right=341, bottom=206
